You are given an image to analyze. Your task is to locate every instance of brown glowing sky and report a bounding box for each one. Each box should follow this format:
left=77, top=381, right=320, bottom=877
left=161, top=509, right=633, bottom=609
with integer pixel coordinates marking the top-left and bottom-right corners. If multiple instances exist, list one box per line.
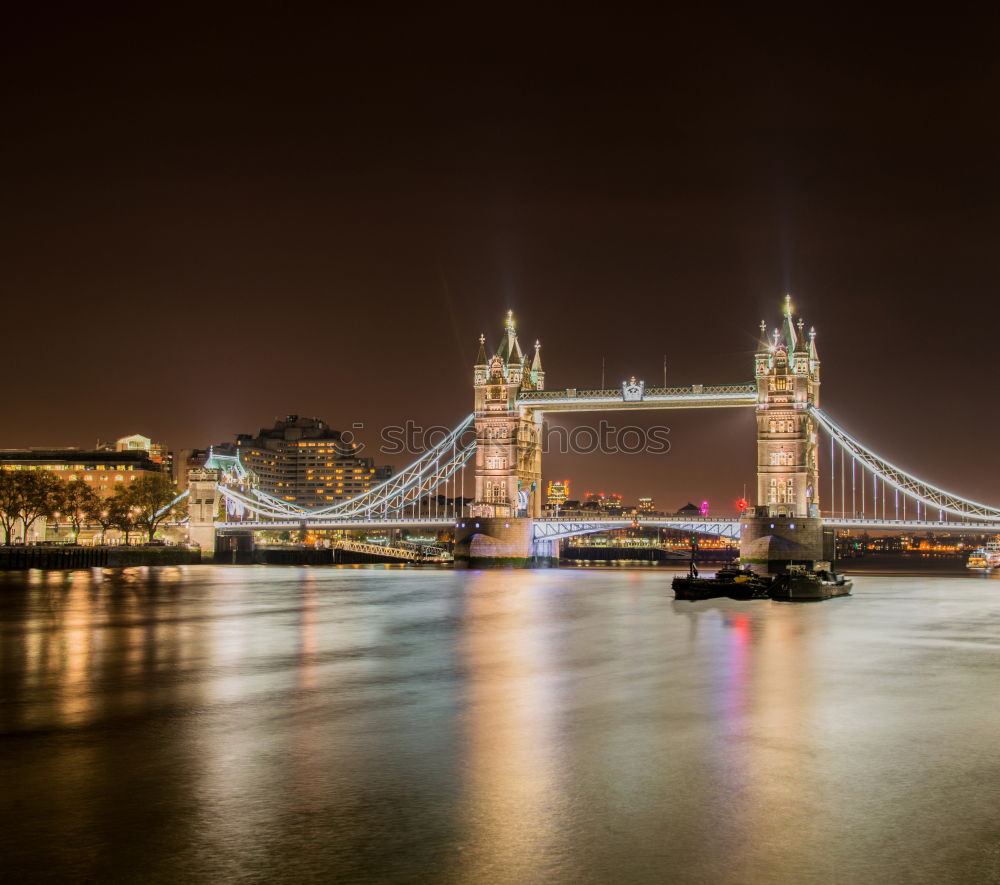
left=3, top=8, right=999, bottom=510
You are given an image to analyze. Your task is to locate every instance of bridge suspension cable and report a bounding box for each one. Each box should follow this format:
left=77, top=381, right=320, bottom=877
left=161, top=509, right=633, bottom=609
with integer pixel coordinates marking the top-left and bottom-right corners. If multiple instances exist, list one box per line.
left=811, top=407, right=1000, bottom=523
left=214, top=414, right=476, bottom=523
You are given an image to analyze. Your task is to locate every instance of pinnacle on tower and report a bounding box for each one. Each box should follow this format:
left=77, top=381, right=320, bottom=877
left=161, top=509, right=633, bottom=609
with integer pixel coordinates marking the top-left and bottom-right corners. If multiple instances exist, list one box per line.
left=531, top=339, right=543, bottom=372
left=497, top=310, right=522, bottom=363
left=809, top=326, right=820, bottom=361
left=781, top=295, right=798, bottom=351
left=794, top=318, right=809, bottom=352
left=757, top=319, right=770, bottom=352
left=475, top=333, right=487, bottom=366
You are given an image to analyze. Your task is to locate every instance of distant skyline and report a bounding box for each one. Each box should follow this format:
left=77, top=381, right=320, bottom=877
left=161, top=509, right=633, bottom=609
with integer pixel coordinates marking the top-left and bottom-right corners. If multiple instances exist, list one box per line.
left=3, top=8, right=999, bottom=508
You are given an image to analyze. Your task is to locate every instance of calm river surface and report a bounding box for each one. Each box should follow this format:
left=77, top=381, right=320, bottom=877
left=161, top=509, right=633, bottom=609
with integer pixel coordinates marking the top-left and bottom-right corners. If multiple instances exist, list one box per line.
left=2, top=563, right=999, bottom=884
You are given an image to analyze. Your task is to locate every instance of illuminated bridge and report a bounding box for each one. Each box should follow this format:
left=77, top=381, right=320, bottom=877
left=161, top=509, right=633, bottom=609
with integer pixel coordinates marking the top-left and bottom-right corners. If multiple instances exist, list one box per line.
left=183, top=302, right=1000, bottom=566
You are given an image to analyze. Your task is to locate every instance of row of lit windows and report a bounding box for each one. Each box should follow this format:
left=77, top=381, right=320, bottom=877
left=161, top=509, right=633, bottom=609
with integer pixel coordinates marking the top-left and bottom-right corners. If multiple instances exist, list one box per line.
left=277, top=481, right=373, bottom=488
left=305, top=468, right=366, bottom=474
left=1, top=464, right=140, bottom=472
left=767, top=419, right=796, bottom=433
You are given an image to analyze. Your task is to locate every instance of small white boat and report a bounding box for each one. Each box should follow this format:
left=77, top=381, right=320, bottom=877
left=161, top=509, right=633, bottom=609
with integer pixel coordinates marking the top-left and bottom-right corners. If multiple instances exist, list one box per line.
left=966, top=537, right=1000, bottom=570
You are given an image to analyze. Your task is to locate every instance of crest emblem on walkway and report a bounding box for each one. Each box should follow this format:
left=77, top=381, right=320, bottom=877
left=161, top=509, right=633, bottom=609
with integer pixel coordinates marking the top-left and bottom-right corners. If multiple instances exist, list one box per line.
left=622, top=377, right=645, bottom=401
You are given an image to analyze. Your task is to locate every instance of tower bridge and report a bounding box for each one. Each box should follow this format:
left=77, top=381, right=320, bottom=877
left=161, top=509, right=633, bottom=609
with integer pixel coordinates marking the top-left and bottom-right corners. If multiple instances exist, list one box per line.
left=190, top=300, right=1000, bottom=569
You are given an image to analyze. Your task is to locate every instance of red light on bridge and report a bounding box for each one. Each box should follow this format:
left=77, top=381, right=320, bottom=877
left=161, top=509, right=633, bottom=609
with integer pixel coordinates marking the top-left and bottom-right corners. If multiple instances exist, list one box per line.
left=736, top=498, right=748, bottom=512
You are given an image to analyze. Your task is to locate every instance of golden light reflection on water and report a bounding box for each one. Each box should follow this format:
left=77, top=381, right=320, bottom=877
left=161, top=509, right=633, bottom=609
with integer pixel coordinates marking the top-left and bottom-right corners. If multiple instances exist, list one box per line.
left=453, top=571, right=564, bottom=882
left=723, top=607, right=824, bottom=878
left=58, top=576, right=96, bottom=727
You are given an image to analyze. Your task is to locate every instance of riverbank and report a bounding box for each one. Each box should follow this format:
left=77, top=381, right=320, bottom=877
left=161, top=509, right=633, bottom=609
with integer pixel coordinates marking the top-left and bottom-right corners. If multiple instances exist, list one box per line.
left=0, top=545, right=202, bottom=570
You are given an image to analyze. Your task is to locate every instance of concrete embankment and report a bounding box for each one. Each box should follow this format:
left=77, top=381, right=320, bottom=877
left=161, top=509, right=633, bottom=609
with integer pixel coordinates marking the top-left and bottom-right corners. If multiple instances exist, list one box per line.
left=0, top=546, right=202, bottom=570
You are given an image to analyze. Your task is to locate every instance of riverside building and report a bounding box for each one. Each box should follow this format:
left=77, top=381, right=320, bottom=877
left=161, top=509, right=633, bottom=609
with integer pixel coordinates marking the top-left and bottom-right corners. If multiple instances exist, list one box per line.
left=236, top=415, right=392, bottom=507
left=0, top=446, right=166, bottom=497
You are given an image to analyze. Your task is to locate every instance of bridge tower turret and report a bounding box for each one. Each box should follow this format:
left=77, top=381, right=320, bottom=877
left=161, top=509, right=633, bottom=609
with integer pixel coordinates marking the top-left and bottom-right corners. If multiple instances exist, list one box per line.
left=754, top=296, right=821, bottom=519
left=471, top=311, right=544, bottom=520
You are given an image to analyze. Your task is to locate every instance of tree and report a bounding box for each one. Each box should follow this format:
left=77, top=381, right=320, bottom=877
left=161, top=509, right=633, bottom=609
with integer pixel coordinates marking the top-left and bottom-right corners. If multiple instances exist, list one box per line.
left=59, top=480, right=102, bottom=541
left=106, top=488, right=139, bottom=545
left=0, top=472, right=65, bottom=545
left=86, top=497, right=116, bottom=545
left=22, top=473, right=67, bottom=543
left=124, top=474, right=185, bottom=543
left=0, top=471, right=21, bottom=544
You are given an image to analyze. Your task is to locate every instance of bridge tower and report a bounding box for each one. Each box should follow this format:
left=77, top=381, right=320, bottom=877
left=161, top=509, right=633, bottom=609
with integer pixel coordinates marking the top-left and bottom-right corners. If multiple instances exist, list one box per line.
left=754, top=295, right=821, bottom=518
left=187, top=466, right=221, bottom=560
left=471, top=311, right=544, bottom=519
left=742, top=297, right=830, bottom=572
left=455, top=311, right=548, bottom=567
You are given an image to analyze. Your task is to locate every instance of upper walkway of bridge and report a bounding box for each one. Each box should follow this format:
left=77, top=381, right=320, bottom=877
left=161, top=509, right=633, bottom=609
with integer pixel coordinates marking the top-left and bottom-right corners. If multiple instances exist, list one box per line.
left=517, top=383, right=757, bottom=411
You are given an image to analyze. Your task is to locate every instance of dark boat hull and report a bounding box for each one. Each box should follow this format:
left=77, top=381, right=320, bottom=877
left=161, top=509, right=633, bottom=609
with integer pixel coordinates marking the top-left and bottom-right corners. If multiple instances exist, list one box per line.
left=672, top=575, right=772, bottom=601
left=770, top=575, right=853, bottom=601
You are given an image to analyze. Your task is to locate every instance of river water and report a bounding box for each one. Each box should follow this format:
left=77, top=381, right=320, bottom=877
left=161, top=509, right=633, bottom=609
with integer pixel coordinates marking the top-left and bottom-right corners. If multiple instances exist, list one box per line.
left=1, top=563, right=998, bottom=884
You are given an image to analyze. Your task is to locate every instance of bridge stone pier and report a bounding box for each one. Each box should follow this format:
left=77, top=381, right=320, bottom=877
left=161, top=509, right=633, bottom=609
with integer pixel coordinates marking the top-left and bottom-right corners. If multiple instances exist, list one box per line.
left=454, top=517, right=558, bottom=569
left=739, top=514, right=835, bottom=574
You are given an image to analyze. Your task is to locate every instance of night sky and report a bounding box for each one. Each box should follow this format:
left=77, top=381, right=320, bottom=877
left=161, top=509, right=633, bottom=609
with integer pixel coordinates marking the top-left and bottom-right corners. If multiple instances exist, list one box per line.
left=4, top=8, right=999, bottom=510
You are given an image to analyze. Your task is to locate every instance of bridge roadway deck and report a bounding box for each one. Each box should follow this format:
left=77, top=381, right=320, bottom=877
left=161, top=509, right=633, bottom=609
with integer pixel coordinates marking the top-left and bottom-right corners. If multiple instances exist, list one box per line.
left=216, top=517, right=459, bottom=532
left=216, top=515, right=1000, bottom=539
left=821, top=517, right=1000, bottom=532
left=517, top=384, right=757, bottom=412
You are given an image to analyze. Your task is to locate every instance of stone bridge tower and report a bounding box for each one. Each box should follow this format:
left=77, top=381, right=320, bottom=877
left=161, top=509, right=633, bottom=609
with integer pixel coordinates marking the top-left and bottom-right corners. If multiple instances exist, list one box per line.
left=742, top=297, right=829, bottom=573
left=471, top=311, right=544, bottom=519
left=187, top=466, right=221, bottom=560
left=754, top=295, right=821, bottom=518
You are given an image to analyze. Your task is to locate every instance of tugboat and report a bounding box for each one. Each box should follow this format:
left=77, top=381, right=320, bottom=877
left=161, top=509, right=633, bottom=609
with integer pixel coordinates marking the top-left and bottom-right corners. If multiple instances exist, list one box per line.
left=672, top=562, right=773, bottom=601
left=770, top=564, right=853, bottom=601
